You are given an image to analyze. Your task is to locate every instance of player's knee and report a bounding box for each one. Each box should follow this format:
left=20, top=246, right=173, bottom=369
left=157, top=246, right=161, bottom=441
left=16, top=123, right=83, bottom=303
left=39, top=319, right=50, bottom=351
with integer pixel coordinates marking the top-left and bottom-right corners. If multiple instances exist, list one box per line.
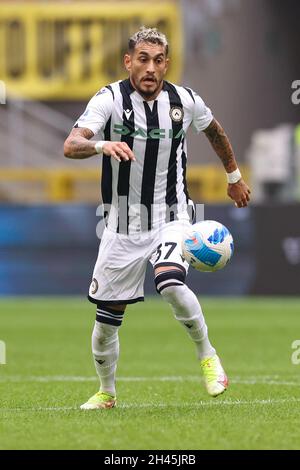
left=155, top=268, right=186, bottom=302
left=160, top=284, right=190, bottom=309
left=95, top=304, right=125, bottom=329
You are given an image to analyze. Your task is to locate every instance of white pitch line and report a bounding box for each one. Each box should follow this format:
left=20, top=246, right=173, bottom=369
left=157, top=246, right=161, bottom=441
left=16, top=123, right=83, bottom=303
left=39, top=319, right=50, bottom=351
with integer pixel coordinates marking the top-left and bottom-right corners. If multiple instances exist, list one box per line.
left=2, top=397, right=300, bottom=412
left=230, top=378, right=300, bottom=386
left=1, top=375, right=300, bottom=386
left=120, top=398, right=300, bottom=408
left=0, top=407, right=77, bottom=412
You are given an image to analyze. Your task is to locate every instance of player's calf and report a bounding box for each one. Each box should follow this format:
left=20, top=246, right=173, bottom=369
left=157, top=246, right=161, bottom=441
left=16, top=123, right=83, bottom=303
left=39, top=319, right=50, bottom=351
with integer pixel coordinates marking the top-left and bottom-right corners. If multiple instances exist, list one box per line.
left=155, top=269, right=215, bottom=358
left=155, top=268, right=228, bottom=397
left=81, top=305, right=125, bottom=410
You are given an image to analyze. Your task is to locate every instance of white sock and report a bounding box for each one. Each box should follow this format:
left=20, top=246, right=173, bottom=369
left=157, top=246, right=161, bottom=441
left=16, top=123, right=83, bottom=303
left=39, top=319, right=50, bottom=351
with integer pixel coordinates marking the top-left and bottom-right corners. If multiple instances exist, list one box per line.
left=92, top=321, right=119, bottom=396
left=161, top=284, right=216, bottom=360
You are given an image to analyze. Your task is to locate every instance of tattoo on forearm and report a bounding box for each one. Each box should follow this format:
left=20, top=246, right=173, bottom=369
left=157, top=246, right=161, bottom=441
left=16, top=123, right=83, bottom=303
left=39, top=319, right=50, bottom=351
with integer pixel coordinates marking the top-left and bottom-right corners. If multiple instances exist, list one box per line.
left=73, top=128, right=94, bottom=140
left=70, top=140, right=94, bottom=154
left=64, top=127, right=96, bottom=159
left=204, top=118, right=237, bottom=172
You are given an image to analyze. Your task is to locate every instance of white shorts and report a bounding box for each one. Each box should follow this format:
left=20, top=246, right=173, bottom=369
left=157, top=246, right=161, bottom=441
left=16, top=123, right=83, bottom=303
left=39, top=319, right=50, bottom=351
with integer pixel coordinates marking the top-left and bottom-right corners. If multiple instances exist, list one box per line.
left=88, top=220, right=191, bottom=305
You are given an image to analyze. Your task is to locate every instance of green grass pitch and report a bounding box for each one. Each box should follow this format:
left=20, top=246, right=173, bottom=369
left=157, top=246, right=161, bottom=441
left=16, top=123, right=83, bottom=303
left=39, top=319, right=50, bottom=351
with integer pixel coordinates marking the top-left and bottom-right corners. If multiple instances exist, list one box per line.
left=1, top=296, right=300, bottom=450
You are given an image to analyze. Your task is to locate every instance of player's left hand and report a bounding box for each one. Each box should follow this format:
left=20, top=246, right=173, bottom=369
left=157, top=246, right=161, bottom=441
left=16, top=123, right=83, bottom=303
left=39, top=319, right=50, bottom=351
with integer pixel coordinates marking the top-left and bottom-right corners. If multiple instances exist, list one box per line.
left=227, top=179, right=251, bottom=208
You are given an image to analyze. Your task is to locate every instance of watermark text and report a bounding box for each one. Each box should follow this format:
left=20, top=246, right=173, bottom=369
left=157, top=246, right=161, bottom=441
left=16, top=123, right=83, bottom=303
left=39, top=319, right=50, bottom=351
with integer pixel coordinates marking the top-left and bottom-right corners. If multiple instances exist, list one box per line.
left=291, top=80, right=300, bottom=105
left=0, top=81, right=6, bottom=104
left=0, top=341, right=6, bottom=364
left=96, top=200, right=205, bottom=239
left=291, top=340, right=300, bottom=365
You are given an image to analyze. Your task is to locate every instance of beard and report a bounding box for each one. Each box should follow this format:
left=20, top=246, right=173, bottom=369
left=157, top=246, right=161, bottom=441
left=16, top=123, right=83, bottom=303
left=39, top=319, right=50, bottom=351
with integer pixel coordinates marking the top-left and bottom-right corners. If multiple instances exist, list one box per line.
left=133, top=77, right=162, bottom=99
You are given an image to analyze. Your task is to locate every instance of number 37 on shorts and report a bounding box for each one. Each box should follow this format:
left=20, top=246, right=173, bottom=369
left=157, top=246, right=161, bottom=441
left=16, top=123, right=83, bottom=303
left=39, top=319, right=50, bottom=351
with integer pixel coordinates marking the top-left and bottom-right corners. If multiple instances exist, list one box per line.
left=150, top=223, right=190, bottom=272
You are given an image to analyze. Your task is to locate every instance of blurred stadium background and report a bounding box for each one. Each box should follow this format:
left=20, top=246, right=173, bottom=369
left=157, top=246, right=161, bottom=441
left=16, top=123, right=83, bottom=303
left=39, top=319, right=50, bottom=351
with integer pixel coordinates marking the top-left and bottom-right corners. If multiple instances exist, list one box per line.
left=0, top=0, right=299, bottom=297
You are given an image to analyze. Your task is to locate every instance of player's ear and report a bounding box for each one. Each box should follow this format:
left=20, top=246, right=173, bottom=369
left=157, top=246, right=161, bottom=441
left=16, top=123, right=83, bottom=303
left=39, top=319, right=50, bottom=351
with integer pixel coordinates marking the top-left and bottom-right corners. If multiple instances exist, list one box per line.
left=164, top=57, right=170, bottom=74
left=124, top=54, right=131, bottom=72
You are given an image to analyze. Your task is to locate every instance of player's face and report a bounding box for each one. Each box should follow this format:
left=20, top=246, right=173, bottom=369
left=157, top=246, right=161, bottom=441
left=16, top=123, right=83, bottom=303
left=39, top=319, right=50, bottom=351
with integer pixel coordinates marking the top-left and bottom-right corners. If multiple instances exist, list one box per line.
left=124, top=42, right=169, bottom=100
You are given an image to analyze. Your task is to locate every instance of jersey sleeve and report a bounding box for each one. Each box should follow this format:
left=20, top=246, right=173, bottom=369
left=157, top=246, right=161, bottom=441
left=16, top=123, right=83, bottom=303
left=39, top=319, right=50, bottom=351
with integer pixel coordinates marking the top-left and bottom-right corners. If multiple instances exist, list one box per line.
left=191, top=90, right=213, bottom=133
left=73, top=87, right=114, bottom=135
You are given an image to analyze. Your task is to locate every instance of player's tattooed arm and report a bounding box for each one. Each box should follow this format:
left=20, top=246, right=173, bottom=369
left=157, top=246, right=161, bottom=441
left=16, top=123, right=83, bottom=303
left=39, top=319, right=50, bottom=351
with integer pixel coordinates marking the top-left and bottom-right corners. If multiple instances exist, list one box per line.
left=203, top=118, right=251, bottom=207
left=203, top=118, right=237, bottom=173
left=64, top=127, right=136, bottom=161
left=64, top=127, right=97, bottom=159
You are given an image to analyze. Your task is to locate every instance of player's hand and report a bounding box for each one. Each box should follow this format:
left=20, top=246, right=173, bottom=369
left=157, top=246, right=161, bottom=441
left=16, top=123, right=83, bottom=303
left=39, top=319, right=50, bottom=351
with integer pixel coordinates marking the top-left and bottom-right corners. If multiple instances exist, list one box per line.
left=102, top=142, right=136, bottom=162
left=227, top=179, right=251, bottom=208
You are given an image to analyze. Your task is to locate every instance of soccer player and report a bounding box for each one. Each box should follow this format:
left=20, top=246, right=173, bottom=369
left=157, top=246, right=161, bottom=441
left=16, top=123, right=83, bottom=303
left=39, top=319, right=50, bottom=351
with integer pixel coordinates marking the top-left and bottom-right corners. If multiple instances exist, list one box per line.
left=64, top=27, right=251, bottom=409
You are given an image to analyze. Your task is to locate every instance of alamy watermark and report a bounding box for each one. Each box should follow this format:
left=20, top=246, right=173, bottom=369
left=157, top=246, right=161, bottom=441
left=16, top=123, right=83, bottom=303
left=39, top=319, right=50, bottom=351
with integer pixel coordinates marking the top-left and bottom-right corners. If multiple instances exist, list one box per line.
left=291, top=340, right=300, bottom=365
left=0, top=81, right=6, bottom=104
left=0, top=340, right=6, bottom=365
left=95, top=200, right=205, bottom=239
left=291, top=80, right=300, bottom=105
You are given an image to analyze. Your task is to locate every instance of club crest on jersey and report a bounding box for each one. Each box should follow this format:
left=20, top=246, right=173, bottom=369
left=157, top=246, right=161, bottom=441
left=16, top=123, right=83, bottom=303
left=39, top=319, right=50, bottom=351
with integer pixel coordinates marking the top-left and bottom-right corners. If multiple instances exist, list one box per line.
left=90, top=278, right=98, bottom=294
left=170, top=106, right=184, bottom=122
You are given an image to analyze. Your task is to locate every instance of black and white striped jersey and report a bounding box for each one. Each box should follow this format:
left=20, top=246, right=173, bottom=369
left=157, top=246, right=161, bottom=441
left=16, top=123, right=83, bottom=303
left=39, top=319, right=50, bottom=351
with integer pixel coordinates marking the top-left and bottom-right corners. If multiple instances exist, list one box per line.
left=74, top=79, right=213, bottom=233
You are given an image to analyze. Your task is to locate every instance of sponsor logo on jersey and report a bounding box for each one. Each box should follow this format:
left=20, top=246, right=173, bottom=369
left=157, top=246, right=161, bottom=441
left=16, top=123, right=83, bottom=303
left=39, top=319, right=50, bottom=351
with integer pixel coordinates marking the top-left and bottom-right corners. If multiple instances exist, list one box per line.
left=96, top=87, right=108, bottom=96
left=124, top=108, right=133, bottom=120
left=113, top=124, right=186, bottom=139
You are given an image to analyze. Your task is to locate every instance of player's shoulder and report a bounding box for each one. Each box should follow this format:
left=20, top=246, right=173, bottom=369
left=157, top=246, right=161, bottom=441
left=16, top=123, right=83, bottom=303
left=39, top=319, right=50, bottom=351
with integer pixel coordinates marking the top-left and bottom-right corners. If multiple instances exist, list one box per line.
left=93, top=80, right=120, bottom=101
left=166, top=82, right=201, bottom=107
left=86, top=81, right=120, bottom=112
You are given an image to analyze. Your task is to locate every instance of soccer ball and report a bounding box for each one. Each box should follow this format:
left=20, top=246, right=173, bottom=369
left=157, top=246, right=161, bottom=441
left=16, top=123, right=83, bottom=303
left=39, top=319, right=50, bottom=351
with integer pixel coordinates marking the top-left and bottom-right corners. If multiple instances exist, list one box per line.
left=182, top=220, right=234, bottom=272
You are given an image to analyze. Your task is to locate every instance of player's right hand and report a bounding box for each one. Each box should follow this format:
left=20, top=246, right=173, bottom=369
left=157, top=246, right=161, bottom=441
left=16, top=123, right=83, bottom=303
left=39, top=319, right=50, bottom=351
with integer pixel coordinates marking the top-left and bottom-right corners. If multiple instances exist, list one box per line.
left=102, top=142, right=136, bottom=162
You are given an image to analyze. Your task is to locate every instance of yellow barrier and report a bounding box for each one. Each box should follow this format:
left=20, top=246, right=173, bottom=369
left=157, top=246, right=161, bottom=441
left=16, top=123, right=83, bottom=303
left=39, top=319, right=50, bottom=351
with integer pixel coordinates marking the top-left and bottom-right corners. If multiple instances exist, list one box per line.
left=0, top=2, right=182, bottom=100
left=0, top=165, right=249, bottom=203
left=187, top=165, right=249, bottom=203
